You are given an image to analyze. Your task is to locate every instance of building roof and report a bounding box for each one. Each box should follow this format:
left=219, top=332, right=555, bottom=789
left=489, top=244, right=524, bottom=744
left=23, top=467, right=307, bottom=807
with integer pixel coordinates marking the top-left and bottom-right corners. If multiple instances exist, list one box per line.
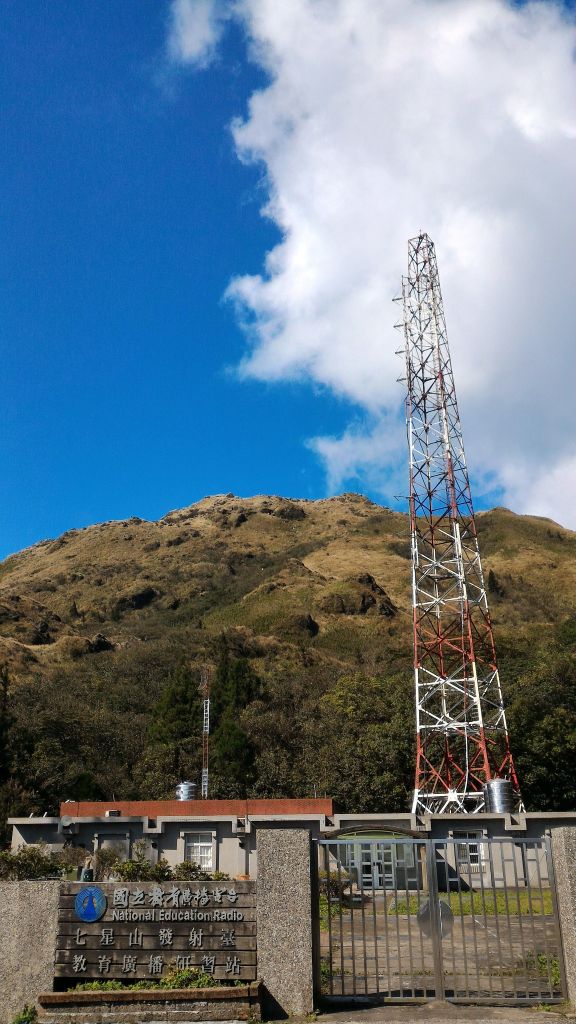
left=58, top=797, right=333, bottom=819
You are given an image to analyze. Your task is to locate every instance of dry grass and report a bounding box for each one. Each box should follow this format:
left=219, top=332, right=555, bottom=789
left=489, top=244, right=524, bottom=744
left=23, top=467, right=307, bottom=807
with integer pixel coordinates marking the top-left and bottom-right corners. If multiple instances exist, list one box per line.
left=0, top=494, right=575, bottom=685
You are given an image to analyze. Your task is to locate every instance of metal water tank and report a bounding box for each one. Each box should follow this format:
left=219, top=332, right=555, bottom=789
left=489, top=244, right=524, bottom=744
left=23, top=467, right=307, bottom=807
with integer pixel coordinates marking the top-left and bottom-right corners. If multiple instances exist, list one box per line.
left=176, top=781, right=197, bottom=801
left=483, top=778, right=513, bottom=813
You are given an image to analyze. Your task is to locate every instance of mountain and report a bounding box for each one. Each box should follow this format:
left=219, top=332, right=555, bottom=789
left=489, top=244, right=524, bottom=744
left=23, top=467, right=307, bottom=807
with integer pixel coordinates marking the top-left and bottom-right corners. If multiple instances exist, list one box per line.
left=0, top=493, right=575, bottom=838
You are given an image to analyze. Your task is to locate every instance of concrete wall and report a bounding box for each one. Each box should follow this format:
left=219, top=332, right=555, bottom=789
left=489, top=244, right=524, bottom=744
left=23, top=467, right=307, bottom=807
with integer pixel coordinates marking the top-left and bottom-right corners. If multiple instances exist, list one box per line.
left=11, top=821, right=61, bottom=848
left=0, top=831, right=317, bottom=1022
left=4, top=823, right=575, bottom=1020
left=0, top=880, right=60, bottom=1024
left=331, top=810, right=576, bottom=839
left=551, top=827, right=576, bottom=1007
left=38, top=983, right=262, bottom=1023
left=256, top=828, right=315, bottom=1018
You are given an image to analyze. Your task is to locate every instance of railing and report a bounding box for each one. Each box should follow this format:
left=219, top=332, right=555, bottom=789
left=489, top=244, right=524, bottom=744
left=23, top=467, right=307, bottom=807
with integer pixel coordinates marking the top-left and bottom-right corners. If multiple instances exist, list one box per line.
left=317, top=836, right=565, bottom=1004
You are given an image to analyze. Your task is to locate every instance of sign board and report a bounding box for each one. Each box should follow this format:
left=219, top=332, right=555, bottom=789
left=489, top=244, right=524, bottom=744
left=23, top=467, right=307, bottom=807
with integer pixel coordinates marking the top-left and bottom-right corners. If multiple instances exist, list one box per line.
left=56, top=881, right=256, bottom=981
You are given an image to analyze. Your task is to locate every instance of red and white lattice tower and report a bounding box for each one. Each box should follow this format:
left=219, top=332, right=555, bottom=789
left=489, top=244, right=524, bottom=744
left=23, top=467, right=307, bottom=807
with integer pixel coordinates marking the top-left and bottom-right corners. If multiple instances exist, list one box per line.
left=398, top=233, right=521, bottom=813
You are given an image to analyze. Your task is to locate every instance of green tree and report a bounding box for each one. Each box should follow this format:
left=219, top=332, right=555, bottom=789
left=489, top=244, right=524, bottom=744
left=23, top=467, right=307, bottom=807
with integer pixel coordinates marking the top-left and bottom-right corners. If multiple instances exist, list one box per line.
left=144, top=663, right=204, bottom=791
left=315, top=672, right=415, bottom=811
left=208, top=645, right=263, bottom=797
left=211, top=644, right=262, bottom=720
left=0, top=667, right=16, bottom=843
left=8, top=668, right=144, bottom=817
left=507, top=651, right=576, bottom=810
left=149, top=663, right=203, bottom=746
left=0, top=667, right=13, bottom=788
left=210, top=714, right=256, bottom=797
left=242, top=667, right=329, bottom=798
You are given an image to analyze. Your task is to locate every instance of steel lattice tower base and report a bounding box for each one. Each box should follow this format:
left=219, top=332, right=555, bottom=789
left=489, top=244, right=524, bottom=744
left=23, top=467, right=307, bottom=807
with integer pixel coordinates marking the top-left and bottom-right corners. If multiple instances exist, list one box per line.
left=397, top=233, right=521, bottom=814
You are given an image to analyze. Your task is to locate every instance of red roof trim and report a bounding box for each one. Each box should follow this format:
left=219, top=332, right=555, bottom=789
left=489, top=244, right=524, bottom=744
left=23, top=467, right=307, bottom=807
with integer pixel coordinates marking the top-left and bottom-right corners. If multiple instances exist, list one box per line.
left=60, top=798, right=333, bottom=818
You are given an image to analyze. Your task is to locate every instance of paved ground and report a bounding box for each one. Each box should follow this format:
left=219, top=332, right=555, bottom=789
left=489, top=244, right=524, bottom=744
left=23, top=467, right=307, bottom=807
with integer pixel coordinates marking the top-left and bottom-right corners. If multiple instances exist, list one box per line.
left=312, top=1003, right=574, bottom=1024
left=321, top=905, right=561, bottom=996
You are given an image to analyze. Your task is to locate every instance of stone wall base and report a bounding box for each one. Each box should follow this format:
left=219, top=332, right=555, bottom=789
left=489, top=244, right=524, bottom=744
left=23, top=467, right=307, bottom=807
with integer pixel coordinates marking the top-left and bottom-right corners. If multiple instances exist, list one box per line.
left=37, top=983, right=261, bottom=1024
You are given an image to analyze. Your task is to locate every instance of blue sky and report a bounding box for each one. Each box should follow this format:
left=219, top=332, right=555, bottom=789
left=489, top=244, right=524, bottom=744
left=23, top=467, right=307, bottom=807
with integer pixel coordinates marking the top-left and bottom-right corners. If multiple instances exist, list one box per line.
left=0, top=1, right=358, bottom=558
left=0, top=0, right=575, bottom=558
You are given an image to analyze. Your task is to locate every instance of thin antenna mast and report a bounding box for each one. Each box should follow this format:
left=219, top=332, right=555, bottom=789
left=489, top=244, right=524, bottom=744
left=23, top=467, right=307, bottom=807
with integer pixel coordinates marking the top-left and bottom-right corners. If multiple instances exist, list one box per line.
left=200, top=666, right=211, bottom=799
left=398, top=233, right=521, bottom=813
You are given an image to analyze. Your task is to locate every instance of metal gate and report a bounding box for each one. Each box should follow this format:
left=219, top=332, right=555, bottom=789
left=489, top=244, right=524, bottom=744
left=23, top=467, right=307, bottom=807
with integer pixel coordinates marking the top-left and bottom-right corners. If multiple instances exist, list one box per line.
left=317, top=837, right=565, bottom=1004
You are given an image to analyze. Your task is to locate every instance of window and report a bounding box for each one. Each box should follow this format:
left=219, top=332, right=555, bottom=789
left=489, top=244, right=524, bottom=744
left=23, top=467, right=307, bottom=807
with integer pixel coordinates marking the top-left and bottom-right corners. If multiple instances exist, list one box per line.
left=453, top=830, right=483, bottom=873
left=395, top=842, right=415, bottom=869
left=96, top=834, right=130, bottom=861
left=184, top=832, right=213, bottom=870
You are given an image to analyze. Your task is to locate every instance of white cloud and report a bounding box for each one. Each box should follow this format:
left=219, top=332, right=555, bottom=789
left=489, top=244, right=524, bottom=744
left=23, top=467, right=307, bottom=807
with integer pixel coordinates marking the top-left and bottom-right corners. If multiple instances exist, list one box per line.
left=502, top=455, right=576, bottom=526
left=172, top=0, right=576, bottom=525
left=167, top=0, right=227, bottom=68
left=308, top=416, right=406, bottom=498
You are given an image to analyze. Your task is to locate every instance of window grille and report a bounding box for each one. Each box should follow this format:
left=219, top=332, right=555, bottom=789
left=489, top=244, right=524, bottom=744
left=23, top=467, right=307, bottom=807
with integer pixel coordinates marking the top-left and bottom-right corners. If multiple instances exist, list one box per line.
left=184, top=831, right=213, bottom=869
left=453, top=831, right=483, bottom=873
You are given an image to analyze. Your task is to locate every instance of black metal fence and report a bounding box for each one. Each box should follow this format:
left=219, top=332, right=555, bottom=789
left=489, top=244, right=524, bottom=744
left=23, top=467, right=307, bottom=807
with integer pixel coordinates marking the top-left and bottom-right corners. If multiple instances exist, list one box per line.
left=317, top=836, right=565, bottom=1004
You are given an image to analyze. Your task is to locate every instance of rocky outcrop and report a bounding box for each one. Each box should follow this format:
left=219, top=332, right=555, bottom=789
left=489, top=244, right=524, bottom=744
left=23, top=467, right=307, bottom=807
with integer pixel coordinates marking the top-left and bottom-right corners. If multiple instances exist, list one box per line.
left=279, top=613, right=319, bottom=638
left=112, top=586, right=160, bottom=616
left=319, top=574, right=397, bottom=617
left=89, top=633, right=114, bottom=653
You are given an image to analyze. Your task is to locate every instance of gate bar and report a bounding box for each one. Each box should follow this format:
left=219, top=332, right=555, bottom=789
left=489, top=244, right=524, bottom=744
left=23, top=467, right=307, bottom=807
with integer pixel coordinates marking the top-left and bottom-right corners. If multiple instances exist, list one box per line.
left=426, top=841, right=445, bottom=997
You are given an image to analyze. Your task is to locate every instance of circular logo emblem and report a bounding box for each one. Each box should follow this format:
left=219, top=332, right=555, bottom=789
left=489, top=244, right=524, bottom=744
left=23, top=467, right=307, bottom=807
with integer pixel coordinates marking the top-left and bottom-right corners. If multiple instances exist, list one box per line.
left=75, top=886, right=107, bottom=922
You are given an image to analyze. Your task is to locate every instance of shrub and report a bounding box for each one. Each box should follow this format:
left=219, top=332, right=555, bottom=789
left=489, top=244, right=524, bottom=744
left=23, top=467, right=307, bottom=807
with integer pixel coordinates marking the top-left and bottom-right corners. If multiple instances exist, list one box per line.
left=10, top=1007, right=38, bottom=1024
left=319, top=958, right=332, bottom=989
left=111, top=850, right=229, bottom=883
left=156, top=964, right=220, bottom=989
left=0, top=845, right=60, bottom=880
left=93, top=846, right=119, bottom=881
left=318, top=893, right=340, bottom=930
left=109, top=839, right=174, bottom=882
left=0, top=840, right=231, bottom=884
left=172, top=861, right=210, bottom=881
left=74, top=980, right=123, bottom=991
left=113, top=855, right=173, bottom=883
left=148, top=858, right=174, bottom=882
left=71, top=966, right=222, bottom=992
left=318, top=868, right=350, bottom=899
left=58, top=845, right=86, bottom=876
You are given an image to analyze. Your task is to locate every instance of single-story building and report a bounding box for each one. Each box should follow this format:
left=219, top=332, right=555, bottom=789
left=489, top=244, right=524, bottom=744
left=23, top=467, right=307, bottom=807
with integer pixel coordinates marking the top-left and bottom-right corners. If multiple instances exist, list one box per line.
left=9, top=797, right=335, bottom=878
left=10, top=801, right=576, bottom=885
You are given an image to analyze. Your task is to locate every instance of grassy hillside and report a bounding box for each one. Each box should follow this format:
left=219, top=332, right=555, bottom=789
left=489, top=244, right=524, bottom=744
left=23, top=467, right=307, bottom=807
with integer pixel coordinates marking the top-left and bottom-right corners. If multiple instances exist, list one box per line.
left=0, top=493, right=575, bottom=836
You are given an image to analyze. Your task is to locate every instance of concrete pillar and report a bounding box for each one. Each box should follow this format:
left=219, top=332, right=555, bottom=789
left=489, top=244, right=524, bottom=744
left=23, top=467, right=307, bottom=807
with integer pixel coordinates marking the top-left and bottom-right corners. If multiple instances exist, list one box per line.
left=552, top=827, right=576, bottom=1007
left=256, top=829, right=315, bottom=1018
left=0, top=880, right=60, bottom=1024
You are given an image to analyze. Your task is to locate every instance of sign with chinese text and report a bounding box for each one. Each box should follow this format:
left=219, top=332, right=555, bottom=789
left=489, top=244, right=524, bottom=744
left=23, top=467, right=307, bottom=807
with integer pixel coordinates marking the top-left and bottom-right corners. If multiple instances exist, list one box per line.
left=56, top=881, right=256, bottom=981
